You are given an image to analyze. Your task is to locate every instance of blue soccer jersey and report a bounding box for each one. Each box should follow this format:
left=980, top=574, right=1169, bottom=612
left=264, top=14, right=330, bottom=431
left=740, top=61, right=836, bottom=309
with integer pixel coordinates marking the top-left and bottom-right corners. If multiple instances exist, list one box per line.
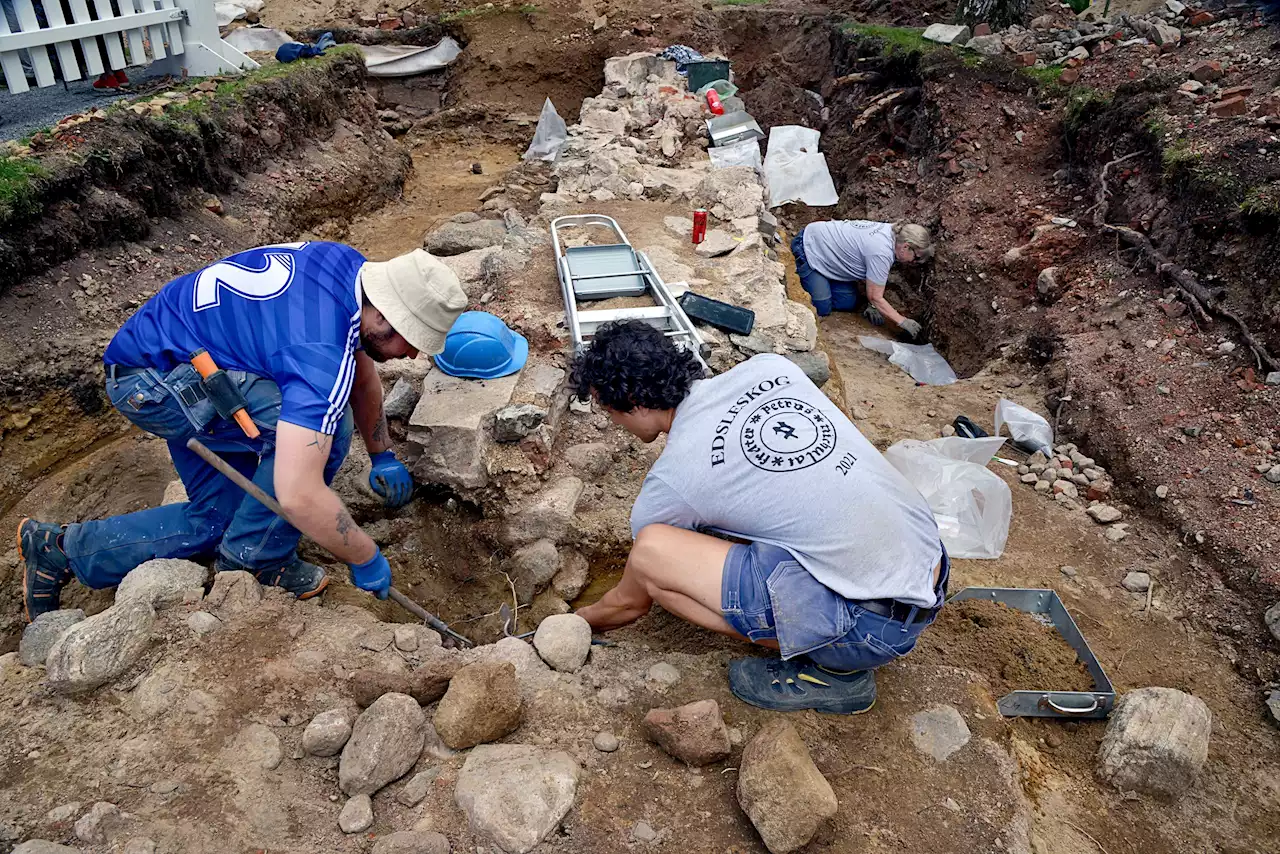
left=104, top=241, right=367, bottom=435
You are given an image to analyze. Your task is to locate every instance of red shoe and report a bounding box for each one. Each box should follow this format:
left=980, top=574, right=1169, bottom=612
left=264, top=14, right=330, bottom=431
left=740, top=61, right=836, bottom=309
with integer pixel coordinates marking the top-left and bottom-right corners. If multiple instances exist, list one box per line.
left=115, top=70, right=129, bottom=84
left=93, top=72, right=119, bottom=90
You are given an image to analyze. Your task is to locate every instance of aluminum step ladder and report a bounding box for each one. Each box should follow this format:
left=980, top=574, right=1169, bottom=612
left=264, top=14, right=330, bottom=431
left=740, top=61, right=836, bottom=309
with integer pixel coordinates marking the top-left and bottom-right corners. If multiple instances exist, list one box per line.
left=551, top=214, right=709, bottom=364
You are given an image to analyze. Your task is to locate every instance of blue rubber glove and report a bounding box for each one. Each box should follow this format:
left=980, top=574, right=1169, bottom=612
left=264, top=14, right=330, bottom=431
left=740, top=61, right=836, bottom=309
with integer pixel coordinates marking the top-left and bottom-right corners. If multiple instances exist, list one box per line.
left=350, top=547, right=391, bottom=600
left=315, top=32, right=337, bottom=52
left=369, top=450, right=413, bottom=508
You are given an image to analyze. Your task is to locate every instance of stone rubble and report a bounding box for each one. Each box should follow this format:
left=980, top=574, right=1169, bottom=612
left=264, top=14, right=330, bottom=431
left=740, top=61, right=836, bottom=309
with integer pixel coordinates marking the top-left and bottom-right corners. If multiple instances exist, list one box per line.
left=909, top=705, right=972, bottom=762
left=455, top=744, right=581, bottom=854
left=204, top=570, right=263, bottom=615
left=113, top=559, right=207, bottom=609
left=532, top=613, right=592, bottom=672
left=434, top=661, right=523, bottom=749
left=642, top=699, right=732, bottom=766
left=736, top=719, right=837, bottom=854
left=371, top=830, right=451, bottom=854
left=303, top=707, right=356, bottom=757
left=73, top=802, right=123, bottom=845
left=339, top=692, right=427, bottom=796
left=338, top=794, right=374, bottom=834
left=19, top=609, right=85, bottom=667
left=45, top=601, right=156, bottom=694
left=1096, top=687, right=1211, bottom=800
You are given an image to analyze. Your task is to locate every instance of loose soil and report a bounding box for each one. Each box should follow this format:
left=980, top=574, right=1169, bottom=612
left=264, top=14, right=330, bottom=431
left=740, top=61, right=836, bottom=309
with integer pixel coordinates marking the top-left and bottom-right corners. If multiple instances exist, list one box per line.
left=915, top=599, right=1096, bottom=695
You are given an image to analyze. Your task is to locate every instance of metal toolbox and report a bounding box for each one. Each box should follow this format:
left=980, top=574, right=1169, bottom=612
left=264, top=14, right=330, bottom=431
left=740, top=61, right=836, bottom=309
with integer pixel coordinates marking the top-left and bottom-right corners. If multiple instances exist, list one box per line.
left=948, top=587, right=1115, bottom=720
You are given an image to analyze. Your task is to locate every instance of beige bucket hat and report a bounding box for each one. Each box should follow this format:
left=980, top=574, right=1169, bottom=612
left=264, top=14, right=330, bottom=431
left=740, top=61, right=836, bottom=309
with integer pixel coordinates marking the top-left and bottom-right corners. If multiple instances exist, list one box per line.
left=361, top=250, right=467, bottom=355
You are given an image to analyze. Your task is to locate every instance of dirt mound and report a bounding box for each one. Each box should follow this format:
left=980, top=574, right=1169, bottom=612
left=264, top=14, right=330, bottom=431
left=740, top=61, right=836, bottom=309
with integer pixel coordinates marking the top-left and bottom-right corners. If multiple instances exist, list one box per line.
left=915, top=599, right=1095, bottom=695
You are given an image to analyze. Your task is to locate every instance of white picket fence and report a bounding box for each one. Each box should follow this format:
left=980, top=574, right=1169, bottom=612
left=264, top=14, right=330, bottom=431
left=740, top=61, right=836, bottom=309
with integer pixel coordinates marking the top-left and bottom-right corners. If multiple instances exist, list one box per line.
left=0, top=0, right=258, bottom=94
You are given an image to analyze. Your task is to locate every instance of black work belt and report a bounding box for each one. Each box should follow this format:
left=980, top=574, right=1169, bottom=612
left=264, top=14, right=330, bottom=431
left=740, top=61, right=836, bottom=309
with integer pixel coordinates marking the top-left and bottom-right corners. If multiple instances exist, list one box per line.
left=857, top=598, right=940, bottom=623
left=107, top=363, right=209, bottom=408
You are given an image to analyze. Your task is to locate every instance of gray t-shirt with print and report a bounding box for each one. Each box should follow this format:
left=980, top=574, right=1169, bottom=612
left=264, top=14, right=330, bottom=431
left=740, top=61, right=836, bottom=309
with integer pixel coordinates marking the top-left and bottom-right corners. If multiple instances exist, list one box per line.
left=802, top=220, right=895, bottom=285
left=630, top=354, right=942, bottom=608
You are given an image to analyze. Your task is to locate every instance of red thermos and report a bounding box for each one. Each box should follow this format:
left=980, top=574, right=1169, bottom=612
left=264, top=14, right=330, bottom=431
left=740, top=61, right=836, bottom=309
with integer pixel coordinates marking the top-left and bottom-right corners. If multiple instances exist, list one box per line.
left=706, top=89, right=724, bottom=116
left=692, top=209, right=708, bottom=244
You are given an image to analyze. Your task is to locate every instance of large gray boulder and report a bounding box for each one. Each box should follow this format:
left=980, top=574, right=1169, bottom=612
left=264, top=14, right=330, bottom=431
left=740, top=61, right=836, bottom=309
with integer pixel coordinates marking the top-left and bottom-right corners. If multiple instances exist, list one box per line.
left=45, top=602, right=155, bottom=694
left=339, top=692, right=427, bottom=795
left=455, top=744, right=580, bottom=854
left=115, top=558, right=207, bottom=609
left=1096, top=687, right=1211, bottom=800
left=424, top=218, right=507, bottom=256
left=19, top=609, right=85, bottom=666
left=737, top=719, right=837, bottom=853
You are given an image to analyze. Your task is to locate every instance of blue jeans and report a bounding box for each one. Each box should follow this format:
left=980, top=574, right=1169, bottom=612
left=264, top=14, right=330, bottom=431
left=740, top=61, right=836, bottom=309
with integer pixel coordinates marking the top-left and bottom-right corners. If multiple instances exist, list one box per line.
left=721, top=541, right=948, bottom=672
left=62, top=363, right=353, bottom=589
left=791, top=228, right=860, bottom=317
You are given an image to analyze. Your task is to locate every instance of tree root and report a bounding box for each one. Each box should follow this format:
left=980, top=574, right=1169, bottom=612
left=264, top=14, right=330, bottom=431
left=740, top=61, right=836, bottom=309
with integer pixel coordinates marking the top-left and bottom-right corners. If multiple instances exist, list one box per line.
left=1092, top=153, right=1279, bottom=372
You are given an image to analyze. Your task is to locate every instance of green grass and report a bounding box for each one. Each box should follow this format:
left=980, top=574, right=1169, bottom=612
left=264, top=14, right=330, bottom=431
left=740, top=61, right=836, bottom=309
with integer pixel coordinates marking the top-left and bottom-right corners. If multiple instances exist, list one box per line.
left=18, top=125, right=54, bottom=147
left=1160, top=137, right=1200, bottom=175
left=1021, top=65, right=1063, bottom=88
left=1241, top=183, right=1280, bottom=218
left=842, top=23, right=935, bottom=56
left=155, top=44, right=364, bottom=116
left=0, top=156, right=48, bottom=223
left=1063, top=87, right=1111, bottom=134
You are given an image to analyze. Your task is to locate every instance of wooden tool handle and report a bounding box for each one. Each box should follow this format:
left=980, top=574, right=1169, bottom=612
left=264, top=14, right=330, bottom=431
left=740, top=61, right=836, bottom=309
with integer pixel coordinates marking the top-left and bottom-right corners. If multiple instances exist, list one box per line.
left=185, top=437, right=472, bottom=647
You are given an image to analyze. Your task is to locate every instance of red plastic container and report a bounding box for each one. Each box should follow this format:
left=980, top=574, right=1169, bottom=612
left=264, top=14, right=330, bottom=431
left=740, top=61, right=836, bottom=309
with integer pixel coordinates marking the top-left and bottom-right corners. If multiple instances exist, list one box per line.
left=706, top=89, right=724, bottom=116
left=692, top=209, right=708, bottom=244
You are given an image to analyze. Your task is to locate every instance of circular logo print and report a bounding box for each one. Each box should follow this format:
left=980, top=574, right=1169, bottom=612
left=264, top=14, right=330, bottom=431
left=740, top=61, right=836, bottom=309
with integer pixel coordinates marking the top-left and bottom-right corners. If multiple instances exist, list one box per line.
left=739, top=397, right=837, bottom=472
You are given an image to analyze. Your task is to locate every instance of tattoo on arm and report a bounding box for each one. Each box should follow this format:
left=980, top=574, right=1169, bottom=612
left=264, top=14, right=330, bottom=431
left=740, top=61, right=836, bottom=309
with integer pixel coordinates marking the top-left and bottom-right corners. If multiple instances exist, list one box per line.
left=309, top=431, right=332, bottom=454
left=336, top=509, right=354, bottom=546
left=371, top=412, right=389, bottom=447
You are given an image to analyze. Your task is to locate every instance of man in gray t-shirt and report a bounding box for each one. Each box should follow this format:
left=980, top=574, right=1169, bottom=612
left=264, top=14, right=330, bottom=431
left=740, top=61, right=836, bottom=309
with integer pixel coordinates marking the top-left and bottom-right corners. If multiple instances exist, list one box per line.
left=791, top=220, right=934, bottom=341
left=573, top=321, right=947, bottom=715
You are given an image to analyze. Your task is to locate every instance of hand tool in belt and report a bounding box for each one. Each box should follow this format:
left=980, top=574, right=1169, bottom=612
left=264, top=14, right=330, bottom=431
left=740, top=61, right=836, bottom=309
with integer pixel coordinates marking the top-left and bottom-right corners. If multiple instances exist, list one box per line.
left=190, top=349, right=260, bottom=439
left=185, top=436, right=474, bottom=648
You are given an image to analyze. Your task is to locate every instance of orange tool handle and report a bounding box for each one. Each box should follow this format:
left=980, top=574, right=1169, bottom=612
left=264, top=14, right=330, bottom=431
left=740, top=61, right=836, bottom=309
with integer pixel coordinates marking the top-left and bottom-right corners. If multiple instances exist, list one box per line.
left=190, top=348, right=261, bottom=439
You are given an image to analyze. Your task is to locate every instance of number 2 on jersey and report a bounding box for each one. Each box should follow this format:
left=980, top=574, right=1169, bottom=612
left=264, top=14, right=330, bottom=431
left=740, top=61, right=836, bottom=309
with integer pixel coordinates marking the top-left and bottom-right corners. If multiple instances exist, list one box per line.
left=192, top=243, right=308, bottom=311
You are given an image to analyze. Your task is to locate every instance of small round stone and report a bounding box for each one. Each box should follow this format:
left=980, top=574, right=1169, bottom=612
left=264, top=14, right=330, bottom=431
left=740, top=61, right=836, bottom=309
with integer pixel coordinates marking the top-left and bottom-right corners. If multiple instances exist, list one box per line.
left=593, top=731, right=620, bottom=753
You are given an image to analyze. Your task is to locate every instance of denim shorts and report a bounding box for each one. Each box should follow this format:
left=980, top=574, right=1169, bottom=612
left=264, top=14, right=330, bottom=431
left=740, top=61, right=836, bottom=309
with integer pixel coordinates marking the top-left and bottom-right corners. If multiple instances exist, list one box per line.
left=721, top=541, right=948, bottom=672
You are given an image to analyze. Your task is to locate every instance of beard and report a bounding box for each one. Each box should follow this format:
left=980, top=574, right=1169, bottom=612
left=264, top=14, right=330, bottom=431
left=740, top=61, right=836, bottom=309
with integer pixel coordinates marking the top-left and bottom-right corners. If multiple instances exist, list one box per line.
left=360, top=329, right=397, bottom=362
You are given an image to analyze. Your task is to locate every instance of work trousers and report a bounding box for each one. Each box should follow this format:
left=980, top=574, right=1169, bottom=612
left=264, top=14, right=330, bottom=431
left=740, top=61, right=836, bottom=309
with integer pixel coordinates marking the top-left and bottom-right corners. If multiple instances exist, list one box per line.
left=62, top=363, right=353, bottom=588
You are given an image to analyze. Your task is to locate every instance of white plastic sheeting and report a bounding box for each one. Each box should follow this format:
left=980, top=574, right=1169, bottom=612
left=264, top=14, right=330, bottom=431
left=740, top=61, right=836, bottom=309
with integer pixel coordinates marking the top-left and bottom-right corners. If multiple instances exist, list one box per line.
left=859, top=336, right=957, bottom=385
left=523, top=98, right=568, bottom=162
left=708, top=139, right=762, bottom=171
left=993, top=398, right=1054, bottom=457
left=359, top=37, right=463, bottom=77
left=223, top=27, right=294, bottom=53
left=762, top=125, right=838, bottom=208
left=885, top=437, right=1012, bottom=560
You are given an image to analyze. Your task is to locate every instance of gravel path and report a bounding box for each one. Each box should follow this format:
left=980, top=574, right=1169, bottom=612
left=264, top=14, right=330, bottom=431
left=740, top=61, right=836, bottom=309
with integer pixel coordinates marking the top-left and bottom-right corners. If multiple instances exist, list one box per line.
left=1, top=68, right=166, bottom=142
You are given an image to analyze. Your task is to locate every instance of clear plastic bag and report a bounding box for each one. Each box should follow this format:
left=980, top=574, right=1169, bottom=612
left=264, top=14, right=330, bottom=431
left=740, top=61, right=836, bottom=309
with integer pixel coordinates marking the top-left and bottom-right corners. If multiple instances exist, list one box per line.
left=696, top=79, right=740, bottom=98
left=884, top=437, right=1011, bottom=560
left=993, top=398, right=1054, bottom=457
left=762, top=126, right=839, bottom=208
left=708, top=139, right=762, bottom=171
left=523, top=98, right=568, bottom=162
left=859, top=336, right=957, bottom=385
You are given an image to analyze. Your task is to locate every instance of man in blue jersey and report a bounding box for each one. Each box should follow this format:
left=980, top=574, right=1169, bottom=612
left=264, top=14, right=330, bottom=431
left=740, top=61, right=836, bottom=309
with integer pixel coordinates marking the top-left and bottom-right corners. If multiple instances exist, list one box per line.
left=17, top=242, right=467, bottom=622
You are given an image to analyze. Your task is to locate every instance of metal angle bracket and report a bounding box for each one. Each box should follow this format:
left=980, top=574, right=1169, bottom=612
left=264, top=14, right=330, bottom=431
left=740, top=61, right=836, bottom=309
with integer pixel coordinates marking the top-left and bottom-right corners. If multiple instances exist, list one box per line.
left=947, top=586, right=1116, bottom=721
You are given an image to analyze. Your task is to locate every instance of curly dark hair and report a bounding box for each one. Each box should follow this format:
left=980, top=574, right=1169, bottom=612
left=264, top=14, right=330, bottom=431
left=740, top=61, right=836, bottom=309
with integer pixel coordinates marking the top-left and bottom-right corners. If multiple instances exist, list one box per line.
left=570, top=321, right=705, bottom=412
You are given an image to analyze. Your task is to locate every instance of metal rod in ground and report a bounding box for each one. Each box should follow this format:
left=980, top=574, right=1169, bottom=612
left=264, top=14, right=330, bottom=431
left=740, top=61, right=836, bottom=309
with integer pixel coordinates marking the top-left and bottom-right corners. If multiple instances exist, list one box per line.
left=185, top=437, right=474, bottom=647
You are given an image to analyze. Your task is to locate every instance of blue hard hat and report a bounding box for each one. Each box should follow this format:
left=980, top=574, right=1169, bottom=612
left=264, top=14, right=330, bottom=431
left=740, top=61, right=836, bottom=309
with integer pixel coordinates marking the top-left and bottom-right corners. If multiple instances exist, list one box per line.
left=433, top=311, right=529, bottom=379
